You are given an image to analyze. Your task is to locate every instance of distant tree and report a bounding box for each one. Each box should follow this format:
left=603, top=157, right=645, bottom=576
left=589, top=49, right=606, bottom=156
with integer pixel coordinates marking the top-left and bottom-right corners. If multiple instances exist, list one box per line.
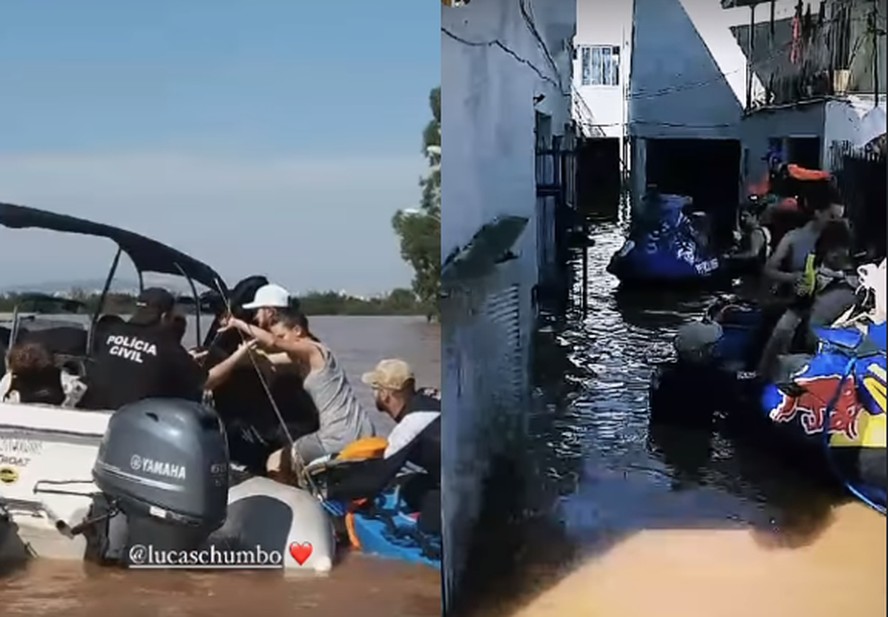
left=393, top=86, right=441, bottom=320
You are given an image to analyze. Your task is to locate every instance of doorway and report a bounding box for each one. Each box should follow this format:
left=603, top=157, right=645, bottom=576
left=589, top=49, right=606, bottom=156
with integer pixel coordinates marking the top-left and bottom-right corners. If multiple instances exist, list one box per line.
left=786, top=137, right=822, bottom=169
left=644, top=138, right=742, bottom=246
left=576, top=137, right=621, bottom=218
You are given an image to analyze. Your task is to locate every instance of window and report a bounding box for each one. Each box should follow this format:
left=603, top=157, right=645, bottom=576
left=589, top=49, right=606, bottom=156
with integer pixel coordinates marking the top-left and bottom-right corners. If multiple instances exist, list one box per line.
left=580, top=45, right=620, bottom=86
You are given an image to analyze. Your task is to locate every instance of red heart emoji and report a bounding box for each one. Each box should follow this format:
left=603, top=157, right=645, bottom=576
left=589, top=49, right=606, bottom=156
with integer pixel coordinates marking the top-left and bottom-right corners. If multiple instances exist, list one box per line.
left=288, top=541, right=313, bottom=566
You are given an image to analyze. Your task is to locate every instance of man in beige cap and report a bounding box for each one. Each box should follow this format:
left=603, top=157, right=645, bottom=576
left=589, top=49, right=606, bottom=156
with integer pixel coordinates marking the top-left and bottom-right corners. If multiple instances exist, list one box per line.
left=362, top=358, right=440, bottom=476
left=361, top=358, right=440, bottom=422
left=361, top=358, right=441, bottom=536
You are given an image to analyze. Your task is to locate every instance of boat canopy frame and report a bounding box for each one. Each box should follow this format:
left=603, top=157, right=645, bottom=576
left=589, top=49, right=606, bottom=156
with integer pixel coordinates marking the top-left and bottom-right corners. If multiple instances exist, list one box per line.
left=0, top=202, right=228, bottom=349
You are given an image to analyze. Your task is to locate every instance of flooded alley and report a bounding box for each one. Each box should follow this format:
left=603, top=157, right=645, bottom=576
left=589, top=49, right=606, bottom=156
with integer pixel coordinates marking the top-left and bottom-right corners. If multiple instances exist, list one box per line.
left=462, top=216, right=886, bottom=617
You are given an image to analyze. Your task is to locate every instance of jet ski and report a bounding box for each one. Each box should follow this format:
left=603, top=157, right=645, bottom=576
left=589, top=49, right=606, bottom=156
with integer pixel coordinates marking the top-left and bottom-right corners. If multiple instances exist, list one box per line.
left=608, top=193, right=723, bottom=287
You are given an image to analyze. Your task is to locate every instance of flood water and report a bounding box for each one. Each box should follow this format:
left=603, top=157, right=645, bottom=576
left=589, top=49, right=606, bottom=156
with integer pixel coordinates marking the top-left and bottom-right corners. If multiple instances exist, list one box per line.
left=0, top=315, right=441, bottom=617
left=464, top=218, right=886, bottom=617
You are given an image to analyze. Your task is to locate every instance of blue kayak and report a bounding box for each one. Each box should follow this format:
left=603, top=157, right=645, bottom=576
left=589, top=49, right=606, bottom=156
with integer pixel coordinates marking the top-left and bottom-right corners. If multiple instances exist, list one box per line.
left=347, top=485, right=441, bottom=569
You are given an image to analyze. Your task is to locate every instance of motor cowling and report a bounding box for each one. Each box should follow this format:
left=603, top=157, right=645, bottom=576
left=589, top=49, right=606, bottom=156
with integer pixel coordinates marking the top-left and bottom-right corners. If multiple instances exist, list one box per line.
left=86, top=398, right=230, bottom=565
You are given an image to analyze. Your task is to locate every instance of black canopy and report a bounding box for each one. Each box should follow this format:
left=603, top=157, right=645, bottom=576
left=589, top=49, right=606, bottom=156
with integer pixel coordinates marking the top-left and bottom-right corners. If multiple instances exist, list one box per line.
left=0, top=202, right=227, bottom=293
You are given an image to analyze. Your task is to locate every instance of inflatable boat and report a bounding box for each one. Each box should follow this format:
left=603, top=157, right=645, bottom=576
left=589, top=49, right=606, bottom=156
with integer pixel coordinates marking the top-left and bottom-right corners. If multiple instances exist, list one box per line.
left=650, top=262, right=887, bottom=513
left=608, top=193, right=723, bottom=287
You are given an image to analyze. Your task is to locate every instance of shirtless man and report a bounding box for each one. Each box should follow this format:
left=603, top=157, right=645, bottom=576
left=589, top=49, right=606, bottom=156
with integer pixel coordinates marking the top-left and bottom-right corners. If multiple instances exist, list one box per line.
left=756, top=194, right=845, bottom=377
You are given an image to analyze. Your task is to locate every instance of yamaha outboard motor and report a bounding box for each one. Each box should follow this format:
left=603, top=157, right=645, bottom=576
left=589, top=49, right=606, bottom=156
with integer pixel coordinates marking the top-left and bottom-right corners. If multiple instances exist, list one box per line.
left=85, top=398, right=229, bottom=565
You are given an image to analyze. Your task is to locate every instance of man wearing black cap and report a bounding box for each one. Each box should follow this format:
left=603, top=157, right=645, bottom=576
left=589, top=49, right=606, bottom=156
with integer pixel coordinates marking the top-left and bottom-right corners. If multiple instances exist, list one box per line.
left=79, top=288, right=206, bottom=410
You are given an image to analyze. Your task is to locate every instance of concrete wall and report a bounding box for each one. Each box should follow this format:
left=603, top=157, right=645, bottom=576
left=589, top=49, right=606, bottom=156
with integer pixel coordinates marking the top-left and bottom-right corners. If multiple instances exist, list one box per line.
left=824, top=97, right=887, bottom=158
left=573, top=0, right=632, bottom=139
left=739, top=101, right=826, bottom=187
left=629, top=0, right=754, bottom=141
left=440, top=0, right=575, bottom=610
left=738, top=96, right=884, bottom=188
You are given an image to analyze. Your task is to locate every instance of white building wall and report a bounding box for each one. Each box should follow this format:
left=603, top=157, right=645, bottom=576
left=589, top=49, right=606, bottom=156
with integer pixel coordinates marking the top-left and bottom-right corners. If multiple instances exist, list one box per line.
left=572, top=0, right=633, bottom=140
left=440, top=0, right=575, bottom=610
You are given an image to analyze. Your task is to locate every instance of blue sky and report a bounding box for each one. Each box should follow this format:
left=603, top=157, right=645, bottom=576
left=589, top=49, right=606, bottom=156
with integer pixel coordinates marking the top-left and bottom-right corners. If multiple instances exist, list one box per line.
left=0, top=0, right=438, bottom=295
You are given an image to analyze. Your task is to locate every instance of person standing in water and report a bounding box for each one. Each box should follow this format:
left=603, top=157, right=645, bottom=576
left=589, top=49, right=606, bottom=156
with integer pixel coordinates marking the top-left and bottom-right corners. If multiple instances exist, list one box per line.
left=218, top=309, right=375, bottom=465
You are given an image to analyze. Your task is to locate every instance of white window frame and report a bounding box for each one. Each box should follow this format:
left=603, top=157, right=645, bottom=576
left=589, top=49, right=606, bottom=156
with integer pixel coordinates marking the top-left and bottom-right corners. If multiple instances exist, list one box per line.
left=580, top=45, right=620, bottom=87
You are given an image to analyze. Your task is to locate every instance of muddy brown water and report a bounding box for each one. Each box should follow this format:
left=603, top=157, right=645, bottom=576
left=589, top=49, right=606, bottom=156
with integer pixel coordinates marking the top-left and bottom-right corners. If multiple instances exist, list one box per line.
left=459, top=218, right=886, bottom=617
left=0, top=315, right=441, bottom=617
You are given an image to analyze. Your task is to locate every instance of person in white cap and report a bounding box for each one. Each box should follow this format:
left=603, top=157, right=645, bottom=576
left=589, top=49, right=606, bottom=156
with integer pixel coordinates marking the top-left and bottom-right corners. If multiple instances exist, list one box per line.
left=240, top=283, right=293, bottom=329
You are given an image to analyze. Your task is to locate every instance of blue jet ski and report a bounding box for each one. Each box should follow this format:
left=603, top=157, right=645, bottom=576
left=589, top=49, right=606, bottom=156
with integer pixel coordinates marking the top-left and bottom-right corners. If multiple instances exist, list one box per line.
left=650, top=293, right=887, bottom=514
left=608, top=193, right=723, bottom=287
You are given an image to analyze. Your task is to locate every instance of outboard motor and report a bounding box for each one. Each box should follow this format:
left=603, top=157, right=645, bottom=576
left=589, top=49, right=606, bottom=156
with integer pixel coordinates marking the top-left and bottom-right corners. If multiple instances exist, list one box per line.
left=84, top=398, right=230, bottom=565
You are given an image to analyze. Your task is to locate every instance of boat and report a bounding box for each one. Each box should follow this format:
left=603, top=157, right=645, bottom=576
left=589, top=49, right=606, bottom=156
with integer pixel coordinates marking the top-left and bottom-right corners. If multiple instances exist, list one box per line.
left=607, top=193, right=724, bottom=287
left=344, top=477, right=441, bottom=569
left=0, top=201, right=335, bottom=571
left=649, top=260, right=887, bottom=513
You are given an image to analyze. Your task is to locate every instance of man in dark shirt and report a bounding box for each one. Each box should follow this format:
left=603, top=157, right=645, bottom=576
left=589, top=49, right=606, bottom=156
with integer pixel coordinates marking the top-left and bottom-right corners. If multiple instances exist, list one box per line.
left=80, top=288, right=206, bottom=410
left=361, top=359, right=440, bottom=476
left=353, top=359, right=440, bottom=536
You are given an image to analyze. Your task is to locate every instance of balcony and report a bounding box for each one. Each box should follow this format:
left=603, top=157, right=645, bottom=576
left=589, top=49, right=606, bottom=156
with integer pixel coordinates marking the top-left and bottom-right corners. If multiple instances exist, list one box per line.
left=729, top=0, right=886, bottom=109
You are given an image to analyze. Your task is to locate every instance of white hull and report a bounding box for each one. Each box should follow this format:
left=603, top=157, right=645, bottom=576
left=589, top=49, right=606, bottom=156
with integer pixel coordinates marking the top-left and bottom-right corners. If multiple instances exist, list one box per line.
left=0, top=400, right=108, bottom=563
left=0, top=401, right=335, bottom=572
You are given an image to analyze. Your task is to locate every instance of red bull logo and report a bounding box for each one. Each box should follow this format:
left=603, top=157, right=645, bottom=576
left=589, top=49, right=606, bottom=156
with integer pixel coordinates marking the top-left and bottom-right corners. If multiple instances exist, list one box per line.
left=768, top=374, right=862, bottom=439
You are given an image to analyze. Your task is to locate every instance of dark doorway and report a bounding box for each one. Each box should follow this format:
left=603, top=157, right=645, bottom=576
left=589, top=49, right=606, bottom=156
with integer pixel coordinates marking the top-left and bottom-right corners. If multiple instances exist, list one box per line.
left=576, top=137, right=621, bottom=218
left=644, top=138, right=742, bottom=246
left=786, top=137, right=822, bottom=169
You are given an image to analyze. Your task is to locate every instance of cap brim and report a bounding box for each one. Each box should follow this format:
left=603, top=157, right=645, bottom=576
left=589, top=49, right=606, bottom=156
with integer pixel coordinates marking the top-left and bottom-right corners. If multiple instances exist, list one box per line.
left=241, top=301, right=289, bottom=310
left=361, top=371, right=380, bottom=386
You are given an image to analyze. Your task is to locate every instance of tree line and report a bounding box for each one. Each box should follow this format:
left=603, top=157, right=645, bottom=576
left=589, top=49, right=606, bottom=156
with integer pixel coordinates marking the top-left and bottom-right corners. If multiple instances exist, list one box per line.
left=0, top=288, right=430, bottom=317
left=392, top=86, right=441, bottom=319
